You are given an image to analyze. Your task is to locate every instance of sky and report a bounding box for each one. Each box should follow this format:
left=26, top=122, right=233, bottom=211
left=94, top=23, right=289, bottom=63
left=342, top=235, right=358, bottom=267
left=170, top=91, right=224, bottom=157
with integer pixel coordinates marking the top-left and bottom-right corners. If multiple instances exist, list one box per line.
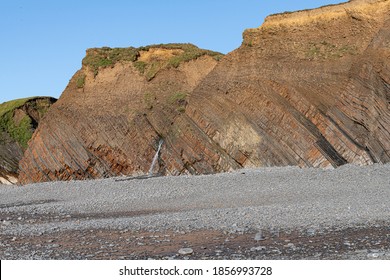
left=0, top=0, right=346, bottom=104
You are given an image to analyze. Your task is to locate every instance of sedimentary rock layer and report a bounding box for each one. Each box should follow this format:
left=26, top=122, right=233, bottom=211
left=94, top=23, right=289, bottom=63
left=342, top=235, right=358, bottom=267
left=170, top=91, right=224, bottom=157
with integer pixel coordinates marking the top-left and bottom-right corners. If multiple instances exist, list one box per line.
left=189, top=0, right=390, bottom=169
left=18, top=0, right=390, bottom=184
left=19, top=45, right=229, bottom=183
left=0, top=97, right=56, bottom=184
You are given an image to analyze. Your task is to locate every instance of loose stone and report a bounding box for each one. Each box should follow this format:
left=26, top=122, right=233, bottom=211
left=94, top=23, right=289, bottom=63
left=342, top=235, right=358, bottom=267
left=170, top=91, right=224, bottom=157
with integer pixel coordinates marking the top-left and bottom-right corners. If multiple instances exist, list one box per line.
left=178, top=248, right=193, bottom=255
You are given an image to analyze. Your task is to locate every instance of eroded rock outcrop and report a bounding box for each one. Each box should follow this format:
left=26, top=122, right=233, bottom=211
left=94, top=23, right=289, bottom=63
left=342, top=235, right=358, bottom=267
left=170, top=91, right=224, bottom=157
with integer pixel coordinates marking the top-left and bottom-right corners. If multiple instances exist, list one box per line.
left=19, top=44, right=229, bottom=183
left=19, top=0, right=390, bottom=184
left=187, top=0, right=390, bottom=169
left=0, top=97, right=56, bottom=184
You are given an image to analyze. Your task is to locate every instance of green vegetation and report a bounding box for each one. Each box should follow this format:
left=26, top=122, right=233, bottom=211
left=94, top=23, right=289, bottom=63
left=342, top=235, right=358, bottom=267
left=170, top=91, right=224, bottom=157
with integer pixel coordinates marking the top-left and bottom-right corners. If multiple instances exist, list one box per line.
left=82, top=47, right=139, bottom=76
left=246, top=40, right=253, bottom=47
left=168, top=91, right=187, bottom=104
left=306, top=41, right=358, bottom=60
left=0, top=98, right=36, bottom=148
left=0, top=97, right=55, bottom=149
left=0, top=97, right=34, bottom=117
left=145, top=61, right=162, bottom=81
left=176, top=106, right=186, bottom=113
left=0, top=112, right=33, bottom=149
left=168, top=91, right=188, bottom=113
left=76, top=73, right=86, bottom=88
left=143, top=92, right=157, bottom=110
left=82, top=44, right=224, bottom=79
left=133, top=61, right=147, bottom=74
left=148, top=43, right=224, bottom=68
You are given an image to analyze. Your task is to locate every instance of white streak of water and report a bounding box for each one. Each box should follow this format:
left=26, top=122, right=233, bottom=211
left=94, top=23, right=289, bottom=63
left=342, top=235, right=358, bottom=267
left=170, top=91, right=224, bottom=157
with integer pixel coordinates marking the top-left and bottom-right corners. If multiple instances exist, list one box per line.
left=148, top=139, right=163, bottom=177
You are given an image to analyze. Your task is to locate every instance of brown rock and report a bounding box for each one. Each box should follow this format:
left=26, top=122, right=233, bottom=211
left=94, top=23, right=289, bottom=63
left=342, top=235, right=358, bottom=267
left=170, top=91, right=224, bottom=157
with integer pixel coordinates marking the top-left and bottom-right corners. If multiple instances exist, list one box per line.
left=18, top=0, right=390, bottom=184
left=187, top=0, right=390, bottom=169
left=19, top=45, right=228, bottom=183
left=0, top=97, right=56, bottom=184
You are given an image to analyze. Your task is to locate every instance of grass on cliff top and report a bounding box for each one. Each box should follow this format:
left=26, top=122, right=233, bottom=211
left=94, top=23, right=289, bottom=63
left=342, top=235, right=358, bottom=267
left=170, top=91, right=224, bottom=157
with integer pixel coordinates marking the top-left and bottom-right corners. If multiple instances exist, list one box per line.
left=139, top=43, right=224, bottom=68
left=82, top=47, right=139, bottom=76
left=82, top=43, right=224, bottom=79
left=0, top=97, right=36, bottom=117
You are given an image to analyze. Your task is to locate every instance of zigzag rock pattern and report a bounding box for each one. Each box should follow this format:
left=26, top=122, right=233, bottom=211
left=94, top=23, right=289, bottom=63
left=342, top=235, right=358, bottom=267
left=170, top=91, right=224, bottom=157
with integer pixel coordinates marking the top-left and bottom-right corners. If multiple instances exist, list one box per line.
left=19, top=0, right=390, bottom=184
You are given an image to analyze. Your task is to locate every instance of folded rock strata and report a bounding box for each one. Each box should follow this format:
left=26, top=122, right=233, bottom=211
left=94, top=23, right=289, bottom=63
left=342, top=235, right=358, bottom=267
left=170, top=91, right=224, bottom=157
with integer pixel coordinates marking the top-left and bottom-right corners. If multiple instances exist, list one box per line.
left=0, top=97, right=56, bottom=184
left=18, top=0, right=390, bottom=184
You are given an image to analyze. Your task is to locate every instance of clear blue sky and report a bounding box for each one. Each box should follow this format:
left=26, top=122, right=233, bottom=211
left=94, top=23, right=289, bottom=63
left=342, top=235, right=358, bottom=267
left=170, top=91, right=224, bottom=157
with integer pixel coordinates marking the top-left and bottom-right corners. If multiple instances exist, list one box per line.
left=0, top=0, right=345, bottom=104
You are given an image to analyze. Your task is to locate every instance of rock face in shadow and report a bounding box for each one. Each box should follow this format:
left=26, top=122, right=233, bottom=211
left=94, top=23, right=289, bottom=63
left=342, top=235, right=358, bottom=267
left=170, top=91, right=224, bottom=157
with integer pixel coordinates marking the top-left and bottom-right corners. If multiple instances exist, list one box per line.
left=18, top=0, right=390, bottom=184
left=0, top=97, right=56, bottom=184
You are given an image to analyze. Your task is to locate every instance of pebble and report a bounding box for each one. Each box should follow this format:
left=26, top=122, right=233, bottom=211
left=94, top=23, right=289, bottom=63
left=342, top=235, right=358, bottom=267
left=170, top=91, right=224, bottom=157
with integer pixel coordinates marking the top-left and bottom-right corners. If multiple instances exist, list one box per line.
left=284, top=243, right=295, bottom=249
left=254, top=231, right=265, bottom=241
left=354, top=249, right=368, bottom=254
left=178, top=248, right=193, bottom=255
left=1, top=164, right=390, bottom=260
left=250, top=246, right=266, bottom=252
left=367, top=253, right=380, bottom=258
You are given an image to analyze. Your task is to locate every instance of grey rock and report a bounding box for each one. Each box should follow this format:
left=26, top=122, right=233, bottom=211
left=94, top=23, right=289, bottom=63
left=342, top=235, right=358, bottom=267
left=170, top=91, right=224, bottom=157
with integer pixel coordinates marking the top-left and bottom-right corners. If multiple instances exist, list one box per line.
left=1, top=164, right=390, bottom=260
left=367, top=253, right=380, bottom=258
left=250, top=246, right=266, bottom=252
left=178, top=248, right=193, bottom=255
left=307, top=228, right=316, bottom=236
left=284, top=243, right=295, bottom=249
left=254, top=231, right=265, bottom=241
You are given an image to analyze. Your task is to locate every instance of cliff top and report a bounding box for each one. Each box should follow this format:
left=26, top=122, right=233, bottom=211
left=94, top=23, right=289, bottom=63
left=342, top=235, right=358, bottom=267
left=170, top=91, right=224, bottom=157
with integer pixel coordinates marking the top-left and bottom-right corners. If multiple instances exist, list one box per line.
left=261, top=0, right=389, bottom=28
left=82, top=43, right=224, bottom=80
left=0, top=97, right=56, bottom=117
left=241, top=0, right=389, bottom=60
left=0, top=97, right=56, bottom=148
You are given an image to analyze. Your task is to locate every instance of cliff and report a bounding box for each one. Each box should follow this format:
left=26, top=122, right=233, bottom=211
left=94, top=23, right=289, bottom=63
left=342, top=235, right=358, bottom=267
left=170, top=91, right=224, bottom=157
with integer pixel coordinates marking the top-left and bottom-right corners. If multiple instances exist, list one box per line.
left=18, top=44, right=226, bottom=183
left=0, top=97, right=56, bottom=184
left=189, top=0, right=390, bottom=168
left=18, top=0, right=390, bottom=184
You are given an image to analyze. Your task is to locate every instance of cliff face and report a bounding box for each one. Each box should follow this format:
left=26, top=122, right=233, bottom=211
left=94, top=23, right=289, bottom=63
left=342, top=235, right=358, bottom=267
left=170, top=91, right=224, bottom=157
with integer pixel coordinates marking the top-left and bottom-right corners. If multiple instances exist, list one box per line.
left=19, top=44, right=228, bottom=183
left=18, top=0, right=390, bottom=184
left=187, top=0, right=390, bottom=169
left=0, top=97, right=56, bottom=184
